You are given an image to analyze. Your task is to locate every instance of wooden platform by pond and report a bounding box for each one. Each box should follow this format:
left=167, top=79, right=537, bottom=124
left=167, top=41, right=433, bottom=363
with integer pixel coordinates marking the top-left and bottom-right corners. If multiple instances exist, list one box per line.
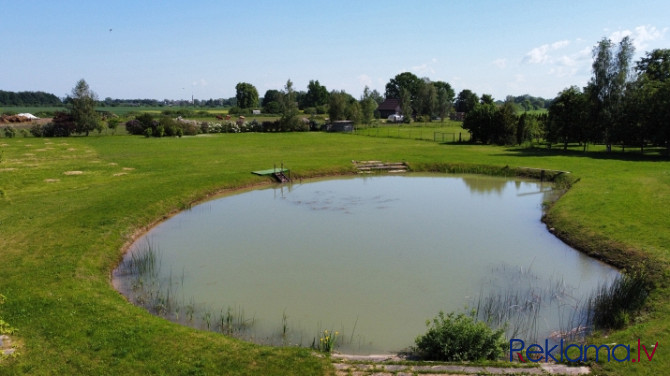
left=252, top=167, right=291, bottom=182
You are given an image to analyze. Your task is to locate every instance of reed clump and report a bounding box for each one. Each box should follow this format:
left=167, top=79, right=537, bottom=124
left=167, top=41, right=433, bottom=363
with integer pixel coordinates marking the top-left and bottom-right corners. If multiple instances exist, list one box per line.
left=586, top=271, right=649, bottom=330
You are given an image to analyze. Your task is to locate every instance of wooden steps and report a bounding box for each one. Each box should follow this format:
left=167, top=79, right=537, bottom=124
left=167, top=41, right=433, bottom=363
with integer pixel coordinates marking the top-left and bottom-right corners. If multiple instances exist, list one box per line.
left=353, top=160, right=408, bottom=174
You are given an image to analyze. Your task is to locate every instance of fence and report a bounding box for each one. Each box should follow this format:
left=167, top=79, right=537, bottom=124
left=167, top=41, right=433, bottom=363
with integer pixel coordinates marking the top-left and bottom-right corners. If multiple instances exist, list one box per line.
left=352, top=127, right=469, bottom=143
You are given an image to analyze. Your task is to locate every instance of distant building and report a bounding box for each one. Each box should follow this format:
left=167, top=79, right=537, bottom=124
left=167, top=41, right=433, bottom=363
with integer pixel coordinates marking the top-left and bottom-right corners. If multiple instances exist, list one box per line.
left=377, top=98, right=401, bottom=119
left=327, top=120, right=354, bottom=132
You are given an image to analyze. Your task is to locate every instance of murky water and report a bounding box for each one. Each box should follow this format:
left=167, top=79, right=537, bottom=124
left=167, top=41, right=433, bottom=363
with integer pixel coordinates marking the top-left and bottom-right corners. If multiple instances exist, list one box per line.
left=115, top=174, right=618, bottom=354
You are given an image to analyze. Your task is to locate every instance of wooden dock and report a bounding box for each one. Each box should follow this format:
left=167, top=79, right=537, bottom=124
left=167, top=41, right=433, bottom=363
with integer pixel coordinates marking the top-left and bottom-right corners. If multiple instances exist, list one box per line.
left=252, top=167, right=291, bottom=183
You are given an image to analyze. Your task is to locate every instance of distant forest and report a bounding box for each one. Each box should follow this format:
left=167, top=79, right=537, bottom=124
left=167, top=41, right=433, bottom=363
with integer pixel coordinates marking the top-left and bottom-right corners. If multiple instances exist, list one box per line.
left=1, top=89, right=550, bottom=110
left=0, top=90, right=62, bottom=106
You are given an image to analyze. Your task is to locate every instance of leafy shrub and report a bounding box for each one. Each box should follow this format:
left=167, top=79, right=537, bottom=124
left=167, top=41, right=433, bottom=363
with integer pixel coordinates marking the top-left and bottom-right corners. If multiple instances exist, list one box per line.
left=228, top=106, right=250, bottom=116
left=263, top=101, right=281, bottom=114
left=262, top=120, right=280, bottom=132
left=161, top=108, right=194, bottom=117
left=30, top=124, right=43, bottom=137
left=178, top=120, right=199, bottom=135
left=158, top=117, right=177, bottom=136
left=48, top=112, right=76, bottom=137
left=414, top=311, right=508, bottom=361
left=125, top=119, right=144, bottom=135
left=3, top=126, right=16, bottom=138
left=316, top=105, right=328, bottom=115
left=248, top=119, right=263, bottom=132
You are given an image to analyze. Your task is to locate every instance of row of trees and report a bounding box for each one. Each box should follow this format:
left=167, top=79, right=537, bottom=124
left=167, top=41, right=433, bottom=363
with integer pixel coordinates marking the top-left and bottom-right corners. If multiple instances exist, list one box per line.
left=462, top=37, right=669, bottom=152
left=0, top=90, right=62, bottom=106
left=236, top=79, right=385, bottom=122
left=235, top=73, right=457, bottom=124
left=547, top=40, right=669, bottom=152
left=384, top=72, right=455, bottom=121
left=463, top=96, right=545, bottom=145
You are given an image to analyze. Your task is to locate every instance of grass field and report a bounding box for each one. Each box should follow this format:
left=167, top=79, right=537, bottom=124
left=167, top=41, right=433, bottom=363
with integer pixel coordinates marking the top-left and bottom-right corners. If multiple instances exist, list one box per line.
left=354, top=120, right=471, bottom=142
left=0, top=132, right=669, bottom=375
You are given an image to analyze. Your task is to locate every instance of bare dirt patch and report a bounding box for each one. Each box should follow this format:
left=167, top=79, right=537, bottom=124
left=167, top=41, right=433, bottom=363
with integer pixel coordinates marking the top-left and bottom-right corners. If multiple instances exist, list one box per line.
left=63, top=171, right=83, bottom=176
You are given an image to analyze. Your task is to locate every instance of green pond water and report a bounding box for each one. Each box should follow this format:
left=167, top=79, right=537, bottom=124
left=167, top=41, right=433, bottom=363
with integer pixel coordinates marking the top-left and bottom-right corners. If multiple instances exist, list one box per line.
left=115, top=174, right=619, bottom=354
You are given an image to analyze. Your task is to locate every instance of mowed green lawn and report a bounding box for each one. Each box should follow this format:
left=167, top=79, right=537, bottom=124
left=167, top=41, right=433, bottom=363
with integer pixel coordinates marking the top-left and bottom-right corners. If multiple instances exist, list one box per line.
left=0, top=133, right=669, bottom=375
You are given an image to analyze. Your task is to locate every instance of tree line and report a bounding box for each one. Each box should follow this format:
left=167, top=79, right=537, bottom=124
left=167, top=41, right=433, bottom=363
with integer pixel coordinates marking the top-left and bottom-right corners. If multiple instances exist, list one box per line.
left=232, top=79, right=386, bottom=125
left=0, top=90, right=62, bottom=106
left=547, top=39, right=669, bottom=153
left=462, top=37, right=670, bottom=153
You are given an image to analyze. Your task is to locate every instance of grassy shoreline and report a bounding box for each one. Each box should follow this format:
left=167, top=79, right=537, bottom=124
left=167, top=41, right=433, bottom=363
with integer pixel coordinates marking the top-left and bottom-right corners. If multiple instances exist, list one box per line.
left=1, top=133, right=668, bottom=375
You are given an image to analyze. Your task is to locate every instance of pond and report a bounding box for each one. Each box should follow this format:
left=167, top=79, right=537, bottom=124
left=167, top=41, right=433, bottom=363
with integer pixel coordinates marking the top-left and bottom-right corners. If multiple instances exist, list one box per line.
left=114, top=174, right=619, bottom=354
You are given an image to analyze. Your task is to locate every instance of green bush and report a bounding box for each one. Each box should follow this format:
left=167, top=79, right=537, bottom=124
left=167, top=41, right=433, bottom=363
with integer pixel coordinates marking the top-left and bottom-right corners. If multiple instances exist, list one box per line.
left=414, top=311, right=508, bottom=361
left=3, top=126, right=16, bottom=138
left=228, top=106, right=250, bottom=116
left=30, top=124, right=43, bottom=137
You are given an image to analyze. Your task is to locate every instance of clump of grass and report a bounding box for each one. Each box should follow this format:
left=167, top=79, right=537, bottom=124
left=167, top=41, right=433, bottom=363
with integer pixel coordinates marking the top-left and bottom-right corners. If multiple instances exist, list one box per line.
left=586, top=271, right=649, bottom=330
left=0, top=294, right=17, bottom=335
left=122, top=240, right=161, bottom=279
left=315, top=329, right=338, bottom=354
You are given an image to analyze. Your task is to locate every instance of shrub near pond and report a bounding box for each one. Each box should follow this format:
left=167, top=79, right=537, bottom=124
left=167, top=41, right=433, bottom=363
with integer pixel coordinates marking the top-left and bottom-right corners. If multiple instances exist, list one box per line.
left=414, top=311, right=508, bottom=361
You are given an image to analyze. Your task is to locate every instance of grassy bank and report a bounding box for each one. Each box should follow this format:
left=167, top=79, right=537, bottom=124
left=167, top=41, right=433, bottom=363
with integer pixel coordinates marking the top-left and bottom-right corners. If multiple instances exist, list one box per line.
left=0, top=133, right=668, bottom=375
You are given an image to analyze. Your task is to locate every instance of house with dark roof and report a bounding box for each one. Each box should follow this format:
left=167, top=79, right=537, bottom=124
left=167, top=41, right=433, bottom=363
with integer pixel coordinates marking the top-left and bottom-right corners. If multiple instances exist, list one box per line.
left=377, top=98, right=401, bottom=119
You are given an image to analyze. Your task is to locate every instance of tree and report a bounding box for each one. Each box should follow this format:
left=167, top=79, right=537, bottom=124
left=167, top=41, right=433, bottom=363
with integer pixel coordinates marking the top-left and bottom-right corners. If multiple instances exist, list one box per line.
left=416, top=80, right=438, bottom=119
left=360, top=86, right=378, bottom=124
left=399, top=87, right=413, bottom=123
left=328, top=90, right=352, bottom=121
left=649, top=80, right=670, bottom=154
left=346, top=100, right=362, bottom=124
left=517, top=113, right=544, bottom=145
left=634, top=49, right=670, bottom=153
left=463, top=102, right=496, bottom=143
left=586, top=36, right=634, bottom=150
left=492, top=98, right=518, bottom=145
left=434, top=81, right=455, bottom=121
left=369, top=89, right=384, bottom=106
left=385, top=72, right=422, bottom=101
left=261, top=89, right=282, bottom=114
left=454, top=89, right=479, bottom=113
left=480, top=94, right=494, bottom=105
left=68, top=79, right=101, bottom=136
left=235, top=82, right=259, bottom=109
left=547, top=86, right=588, bottom=150
left=279, top=79, right=299, bottom=129
left=635, top=48, right=670, bottom=82
left=303, top=80, right=329, bottom=109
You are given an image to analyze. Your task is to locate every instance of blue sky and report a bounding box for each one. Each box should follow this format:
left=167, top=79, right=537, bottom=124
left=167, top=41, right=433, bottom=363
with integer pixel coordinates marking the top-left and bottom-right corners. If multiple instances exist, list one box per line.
left=2, top=1, right=668, bottom=101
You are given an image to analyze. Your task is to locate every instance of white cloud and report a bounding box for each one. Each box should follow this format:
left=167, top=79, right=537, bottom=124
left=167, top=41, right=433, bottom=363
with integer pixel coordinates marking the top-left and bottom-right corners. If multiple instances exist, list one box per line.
left=551, top=40, right=570, bottom=50
left=357, top=74, right=373, bottom=87
left=523, top=40, right=570, bottom=64
left=409, top=58, right=438, bottom=75
left=609, top=25, right=668, bottom=50
left=492, top=58, right=507, bottom=69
